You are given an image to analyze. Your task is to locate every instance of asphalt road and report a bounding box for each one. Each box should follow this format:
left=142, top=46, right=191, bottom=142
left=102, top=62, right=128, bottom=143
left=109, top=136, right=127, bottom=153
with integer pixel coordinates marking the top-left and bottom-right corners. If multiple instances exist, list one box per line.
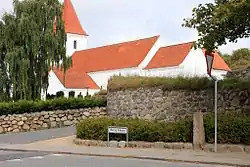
left=0, top=151, right=226, bottom=167
left=0, top=126, right=75, bottom=144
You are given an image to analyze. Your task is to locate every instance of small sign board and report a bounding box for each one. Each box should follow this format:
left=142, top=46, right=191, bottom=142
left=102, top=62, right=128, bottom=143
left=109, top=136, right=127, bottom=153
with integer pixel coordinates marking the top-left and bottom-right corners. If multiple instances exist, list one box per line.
left=108, top=127, right=128, bottom=134
left=107, top=126, right=129, bottom=147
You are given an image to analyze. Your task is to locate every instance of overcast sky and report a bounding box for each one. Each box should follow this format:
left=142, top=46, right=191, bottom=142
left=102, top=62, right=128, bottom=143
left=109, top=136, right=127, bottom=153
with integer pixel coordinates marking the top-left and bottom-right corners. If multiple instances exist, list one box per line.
left=0, top=0, right=249, bottom=54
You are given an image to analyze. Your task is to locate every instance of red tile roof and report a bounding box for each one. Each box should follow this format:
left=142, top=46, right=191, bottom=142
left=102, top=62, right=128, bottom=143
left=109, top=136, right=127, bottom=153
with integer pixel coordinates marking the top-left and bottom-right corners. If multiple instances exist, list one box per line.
left=53, top=67, right=99, bottom=89
left=145, top=42, right=193, bottom=69
left=52, top=36, right=159, bottom=89
left=63, top=0, right=87, bottom=35
left=72, top=36, right=159, bottom=72
left=145, top=42, right=231, bottom=71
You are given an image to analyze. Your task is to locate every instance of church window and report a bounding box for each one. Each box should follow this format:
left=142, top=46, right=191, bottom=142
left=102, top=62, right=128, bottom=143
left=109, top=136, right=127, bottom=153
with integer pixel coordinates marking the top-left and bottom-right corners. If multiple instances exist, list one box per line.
left=74, top=40, right=77, bottom=49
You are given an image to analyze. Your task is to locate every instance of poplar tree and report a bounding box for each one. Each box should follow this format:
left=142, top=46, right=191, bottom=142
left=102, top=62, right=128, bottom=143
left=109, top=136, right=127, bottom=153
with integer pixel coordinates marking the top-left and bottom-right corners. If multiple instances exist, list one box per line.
left=0, top=0, right=70, bottom=101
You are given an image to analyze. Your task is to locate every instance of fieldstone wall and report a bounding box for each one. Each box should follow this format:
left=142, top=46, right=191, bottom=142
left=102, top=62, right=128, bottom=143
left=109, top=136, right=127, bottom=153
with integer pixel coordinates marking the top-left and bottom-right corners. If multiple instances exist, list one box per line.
left=0, top=107, right=107, bottom=134
left=226, top=67, right=250, bottom=80
left=107, top=87, right=250, bottom=121
left=107, top=88, right=213, bottom=121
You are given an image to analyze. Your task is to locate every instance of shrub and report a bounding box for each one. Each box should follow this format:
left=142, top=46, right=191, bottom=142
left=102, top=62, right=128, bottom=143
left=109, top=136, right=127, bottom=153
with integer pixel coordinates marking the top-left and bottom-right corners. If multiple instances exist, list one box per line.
left=204, top=112, right=250, bottom=145
left=56, top=91, right=64, bottom=98
left=76, top=113, right=250, bottom=145
left=0, top=97, right=107, bottom=116
left=76, top=117, right=193, bottom=142
left=69, top=91, right=75, bottom=98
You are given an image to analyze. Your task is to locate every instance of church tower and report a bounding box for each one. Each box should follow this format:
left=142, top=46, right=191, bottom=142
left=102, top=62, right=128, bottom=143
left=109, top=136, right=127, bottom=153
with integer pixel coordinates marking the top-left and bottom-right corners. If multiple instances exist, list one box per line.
left=63, top=0, right=88, bottom=57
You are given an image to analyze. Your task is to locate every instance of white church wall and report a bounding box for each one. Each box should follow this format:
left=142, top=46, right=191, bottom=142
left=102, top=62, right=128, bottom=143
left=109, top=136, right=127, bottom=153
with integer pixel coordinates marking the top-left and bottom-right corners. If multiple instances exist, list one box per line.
left=89, top=68, right=140, bottom=89
left=142, top=66, right=186, bottom=77
left=63, top=89, right=100, bottom=98
left=47, top=70, right=65, bottom=95
left=66, top=33, right=87, bottom=57
left=180, top=47, right=228, bottom=79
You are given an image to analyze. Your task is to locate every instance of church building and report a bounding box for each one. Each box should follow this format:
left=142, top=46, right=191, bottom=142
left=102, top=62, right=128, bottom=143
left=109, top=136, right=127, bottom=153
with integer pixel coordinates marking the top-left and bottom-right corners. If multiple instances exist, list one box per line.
left=47, top=0, right=231, bottom=98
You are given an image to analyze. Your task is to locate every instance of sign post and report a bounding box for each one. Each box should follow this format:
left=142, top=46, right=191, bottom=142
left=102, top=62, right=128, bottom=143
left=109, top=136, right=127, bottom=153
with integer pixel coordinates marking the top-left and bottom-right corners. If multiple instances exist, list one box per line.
left=204, top=51, right=218, bottom=153
left=107, top=126, right=129, bottom=147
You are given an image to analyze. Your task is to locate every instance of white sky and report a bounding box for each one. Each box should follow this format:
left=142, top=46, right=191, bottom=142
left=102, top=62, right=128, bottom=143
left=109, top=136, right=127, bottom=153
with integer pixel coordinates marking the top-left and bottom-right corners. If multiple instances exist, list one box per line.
left=0, top=0, right=249, bottom=54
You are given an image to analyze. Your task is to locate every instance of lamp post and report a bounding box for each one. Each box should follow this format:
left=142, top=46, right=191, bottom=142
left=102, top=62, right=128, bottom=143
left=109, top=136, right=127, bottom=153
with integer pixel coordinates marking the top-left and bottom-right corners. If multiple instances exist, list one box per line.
left=204, top=51, right=218, bottom=153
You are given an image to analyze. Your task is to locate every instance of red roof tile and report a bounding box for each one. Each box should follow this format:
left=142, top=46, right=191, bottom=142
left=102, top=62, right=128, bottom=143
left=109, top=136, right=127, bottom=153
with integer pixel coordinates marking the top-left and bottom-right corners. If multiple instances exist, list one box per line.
left=63, top=0, right=87, bottom=35
left=53, top=67, right=99, bottom=89
left=72, top=36, right=159, bottom=72
left=145, top=42, right=193, bottom=69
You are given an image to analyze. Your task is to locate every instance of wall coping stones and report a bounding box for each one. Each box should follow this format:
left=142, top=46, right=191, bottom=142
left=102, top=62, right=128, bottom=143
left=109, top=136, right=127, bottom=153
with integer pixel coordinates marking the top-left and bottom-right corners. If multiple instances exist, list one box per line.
left=73, top=138, right=250, bottom=154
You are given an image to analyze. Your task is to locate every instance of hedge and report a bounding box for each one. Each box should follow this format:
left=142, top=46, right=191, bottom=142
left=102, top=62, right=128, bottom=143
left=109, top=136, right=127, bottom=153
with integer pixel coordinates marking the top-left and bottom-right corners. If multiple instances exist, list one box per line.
left=76, top=117, right=193, bottom=143
left=108, top=76, right=250, bottom=92
left=76, top=113, right=250, bottom=145
left=204, top=112, right=250, bottom=145
left=0, top=97, right=107, bottom=116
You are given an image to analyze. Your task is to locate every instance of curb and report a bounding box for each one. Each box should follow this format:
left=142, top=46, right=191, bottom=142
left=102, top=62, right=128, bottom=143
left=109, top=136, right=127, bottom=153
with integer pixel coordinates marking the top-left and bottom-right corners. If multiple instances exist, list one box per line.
left=0, top=147, right=247, bottom=167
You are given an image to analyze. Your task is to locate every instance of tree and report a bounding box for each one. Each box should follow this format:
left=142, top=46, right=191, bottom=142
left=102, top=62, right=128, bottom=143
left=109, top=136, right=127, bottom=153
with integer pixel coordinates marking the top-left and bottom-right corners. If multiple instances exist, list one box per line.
left=0, top=0, right=71, bottom=101
left=0, top=21, right=11, bottom=101
left=222, top=48, right=250, bottom=70
left=183, top=0, right=250, bottom=52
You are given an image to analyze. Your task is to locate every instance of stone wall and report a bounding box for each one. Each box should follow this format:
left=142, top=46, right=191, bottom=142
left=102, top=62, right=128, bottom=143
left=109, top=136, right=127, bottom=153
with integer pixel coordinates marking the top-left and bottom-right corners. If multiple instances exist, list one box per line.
left=0, top=107, right=107, bottom=134
left=226, top=67, right=250, bottom=80
left=107, top=87, right=250, bottom=121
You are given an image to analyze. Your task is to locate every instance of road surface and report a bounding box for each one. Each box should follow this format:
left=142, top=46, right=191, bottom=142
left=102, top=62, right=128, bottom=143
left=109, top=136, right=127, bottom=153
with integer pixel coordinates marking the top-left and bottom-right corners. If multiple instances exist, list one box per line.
left=0, top=126, right=75, bottom=144
left=0, top=150, right=228, bottom=167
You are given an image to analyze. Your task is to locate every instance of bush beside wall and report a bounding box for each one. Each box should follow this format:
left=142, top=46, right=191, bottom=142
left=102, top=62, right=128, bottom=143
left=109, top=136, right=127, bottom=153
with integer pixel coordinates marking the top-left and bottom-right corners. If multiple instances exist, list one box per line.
left=76, top=113, right=250, bottom=145
left=0, top=97, right=107, bottom=116
left=204, top=112, right=250, bottom=145
left=76, top=117, right=193, bottom=143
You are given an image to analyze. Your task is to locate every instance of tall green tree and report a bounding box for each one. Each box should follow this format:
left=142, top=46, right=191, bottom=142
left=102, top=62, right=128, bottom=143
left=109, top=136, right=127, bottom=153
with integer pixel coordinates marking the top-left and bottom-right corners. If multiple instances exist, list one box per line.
left=0, top=21, right=11, bottom=101
left=222, top=48, right=250, bottom=70
left=183, top=0, right=250, bottom=52
left=0, top=0, right=70, bottom=101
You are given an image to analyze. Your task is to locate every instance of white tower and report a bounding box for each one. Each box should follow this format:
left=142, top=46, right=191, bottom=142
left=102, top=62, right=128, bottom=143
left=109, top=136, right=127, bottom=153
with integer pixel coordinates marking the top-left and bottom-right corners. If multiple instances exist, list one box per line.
left=63, top=0, right=88, bottom=57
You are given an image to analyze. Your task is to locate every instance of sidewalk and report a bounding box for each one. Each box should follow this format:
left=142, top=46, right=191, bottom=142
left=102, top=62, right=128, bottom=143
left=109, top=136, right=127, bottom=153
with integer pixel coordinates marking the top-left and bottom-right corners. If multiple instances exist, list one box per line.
left=0, top=136, right=249, bottom=167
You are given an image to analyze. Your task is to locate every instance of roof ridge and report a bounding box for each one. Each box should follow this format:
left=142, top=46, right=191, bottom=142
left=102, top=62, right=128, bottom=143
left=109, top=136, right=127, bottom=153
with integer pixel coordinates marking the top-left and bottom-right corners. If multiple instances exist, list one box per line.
left=161, top=41, right=194, bottom=49
left=74, top=35, right=160, bottom=54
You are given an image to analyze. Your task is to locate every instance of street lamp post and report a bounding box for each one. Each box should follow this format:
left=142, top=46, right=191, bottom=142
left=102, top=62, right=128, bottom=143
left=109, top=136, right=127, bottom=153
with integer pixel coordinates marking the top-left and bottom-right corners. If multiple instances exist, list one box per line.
left=204, top=51, right=218, bottom=153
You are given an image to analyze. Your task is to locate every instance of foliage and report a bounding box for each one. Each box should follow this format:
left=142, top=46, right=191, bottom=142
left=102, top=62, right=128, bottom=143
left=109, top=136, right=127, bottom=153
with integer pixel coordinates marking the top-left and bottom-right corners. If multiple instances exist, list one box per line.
left=0, top=97, right=107, bottom=116
left=222, top=48, right=250, bottom=70
left=183, top=0, right=250, bottom=51
left=108, top=76, right=213, bottom=92
left=76, top=117, right=193, bottom=142
left=0, top=0, right=71, bottom=102
left=76, top=113, right=250, bottom=145
left=204, top=112, right=250, bottom=145
left=221, top=77, right=250, bottom=90
left=69, top=91, right=75, bottom=98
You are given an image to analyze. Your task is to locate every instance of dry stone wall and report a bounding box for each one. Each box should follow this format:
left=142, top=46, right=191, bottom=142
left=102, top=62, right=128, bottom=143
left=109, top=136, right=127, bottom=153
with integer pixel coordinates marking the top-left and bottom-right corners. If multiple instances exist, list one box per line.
left=0, top=107, right=106, bottom=134
left=107, top=87, right=250, bottom=121
left=226, top=67, right=250, bottom=80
